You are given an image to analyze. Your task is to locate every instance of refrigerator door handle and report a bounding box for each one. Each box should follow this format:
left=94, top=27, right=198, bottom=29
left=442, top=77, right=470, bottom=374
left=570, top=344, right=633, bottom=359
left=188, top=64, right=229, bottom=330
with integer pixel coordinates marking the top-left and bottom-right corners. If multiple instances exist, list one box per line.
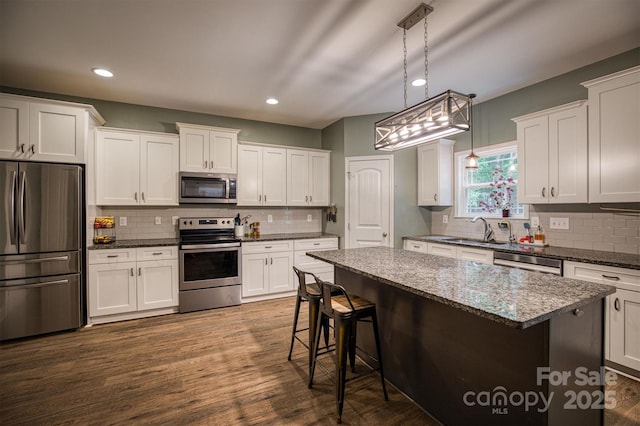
left=0, top=255, right=70, bottom=266
left=1, top=278, right=69, bottom=291
left=9, top=170, right=17, bottom=245
left=18, top=170, right=26, bottom=244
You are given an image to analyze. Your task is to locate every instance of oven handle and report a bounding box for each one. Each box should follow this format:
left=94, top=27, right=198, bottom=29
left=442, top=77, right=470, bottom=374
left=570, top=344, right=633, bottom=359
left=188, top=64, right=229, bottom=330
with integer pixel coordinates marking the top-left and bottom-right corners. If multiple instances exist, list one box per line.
left=180, top=242, right=241, bottom=250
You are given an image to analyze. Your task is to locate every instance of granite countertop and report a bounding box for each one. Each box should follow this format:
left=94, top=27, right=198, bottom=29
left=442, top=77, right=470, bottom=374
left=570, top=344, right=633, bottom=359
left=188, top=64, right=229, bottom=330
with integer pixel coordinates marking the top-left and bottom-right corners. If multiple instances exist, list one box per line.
left=308, top=247, right=616, bottom=329
left=239, top=232, right=338, bottom=242
left=88, top=238, right=179, bottom=250
left=404, top=235, right=640, bottom=270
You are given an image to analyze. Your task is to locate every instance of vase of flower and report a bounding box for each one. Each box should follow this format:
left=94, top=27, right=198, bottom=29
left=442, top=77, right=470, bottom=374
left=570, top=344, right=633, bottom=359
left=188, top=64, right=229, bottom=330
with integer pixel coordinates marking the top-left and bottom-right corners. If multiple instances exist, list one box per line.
left=478, top=167, right=515, bottom=215
left=502, top=209, right=510, bottom=218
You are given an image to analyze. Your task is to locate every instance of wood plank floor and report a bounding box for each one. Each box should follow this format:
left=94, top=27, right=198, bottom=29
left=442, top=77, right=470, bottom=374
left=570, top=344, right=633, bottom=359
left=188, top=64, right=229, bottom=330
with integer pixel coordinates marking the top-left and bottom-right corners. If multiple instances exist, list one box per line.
left=1, top=297, right=638, bottom=425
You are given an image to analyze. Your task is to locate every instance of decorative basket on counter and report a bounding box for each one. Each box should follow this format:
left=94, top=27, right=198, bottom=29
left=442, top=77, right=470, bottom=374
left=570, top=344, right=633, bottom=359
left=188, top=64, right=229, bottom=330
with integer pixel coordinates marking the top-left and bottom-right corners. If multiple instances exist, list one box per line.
left=93, top=216, right=116, bottom=244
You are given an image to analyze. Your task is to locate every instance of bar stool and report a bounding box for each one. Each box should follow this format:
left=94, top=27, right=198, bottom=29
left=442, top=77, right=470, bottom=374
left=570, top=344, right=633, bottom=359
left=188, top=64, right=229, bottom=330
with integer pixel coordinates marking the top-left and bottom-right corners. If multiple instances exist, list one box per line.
left=309, top=276, right=388, bottom=424
left=288, top=267, right=332, bottom=372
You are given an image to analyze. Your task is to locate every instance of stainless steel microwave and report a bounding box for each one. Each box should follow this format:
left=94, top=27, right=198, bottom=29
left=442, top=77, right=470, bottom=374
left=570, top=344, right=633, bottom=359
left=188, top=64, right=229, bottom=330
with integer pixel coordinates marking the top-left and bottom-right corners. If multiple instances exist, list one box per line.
left=179, top=172, right=237, bottom=204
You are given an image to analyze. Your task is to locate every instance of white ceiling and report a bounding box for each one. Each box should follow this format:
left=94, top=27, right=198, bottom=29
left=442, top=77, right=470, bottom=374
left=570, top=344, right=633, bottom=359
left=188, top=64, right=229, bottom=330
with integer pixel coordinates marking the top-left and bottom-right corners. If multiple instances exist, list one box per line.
left=1, top=0, right=638, bottom=129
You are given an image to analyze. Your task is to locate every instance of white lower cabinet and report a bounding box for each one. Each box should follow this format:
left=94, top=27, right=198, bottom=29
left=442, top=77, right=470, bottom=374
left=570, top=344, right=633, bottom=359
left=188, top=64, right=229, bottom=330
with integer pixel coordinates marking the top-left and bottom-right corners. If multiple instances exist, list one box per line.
left=242, top=240, right=294, bottom=299
left=293, top=238, right=338, bottom=283
left=88, top=246, right=178, bottom=324
left=564, top=261, right=640, bottom=374
left=404, top=240, right=493, bottom=265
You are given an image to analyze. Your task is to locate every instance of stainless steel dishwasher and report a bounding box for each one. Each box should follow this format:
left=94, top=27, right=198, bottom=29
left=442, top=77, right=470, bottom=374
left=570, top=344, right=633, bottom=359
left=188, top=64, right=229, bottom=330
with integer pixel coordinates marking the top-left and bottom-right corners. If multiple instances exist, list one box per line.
left=493, top=252, right=562, bottom=275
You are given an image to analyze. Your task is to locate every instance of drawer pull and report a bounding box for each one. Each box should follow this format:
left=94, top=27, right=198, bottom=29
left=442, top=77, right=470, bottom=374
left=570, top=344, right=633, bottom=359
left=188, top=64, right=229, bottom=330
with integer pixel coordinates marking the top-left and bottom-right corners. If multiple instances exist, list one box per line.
left=107, top=255, right=119, bottom=258
left=413, top=245, right=420, bottom=249
left=265, top=246, right=272, bottom=249
left=602, top=274, right=620, bottom=281
left=313, top=243, right=320, bottom=246
left=152, top=252, right=163, bottom=256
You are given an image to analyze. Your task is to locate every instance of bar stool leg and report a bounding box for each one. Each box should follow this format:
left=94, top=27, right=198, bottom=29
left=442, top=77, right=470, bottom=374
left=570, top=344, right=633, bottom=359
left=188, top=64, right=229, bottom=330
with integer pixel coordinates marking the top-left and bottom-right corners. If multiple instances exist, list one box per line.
left=371, top=310, right=389, bottom=401
left=307, top=297, right=320, bottom=374
left=348, top=320, right=357, bottom=372
left=309, top=308, right=324, bottom=389
left=288, top=294, right=302, bottom=361
left=335, top=317, right=350, bottom=424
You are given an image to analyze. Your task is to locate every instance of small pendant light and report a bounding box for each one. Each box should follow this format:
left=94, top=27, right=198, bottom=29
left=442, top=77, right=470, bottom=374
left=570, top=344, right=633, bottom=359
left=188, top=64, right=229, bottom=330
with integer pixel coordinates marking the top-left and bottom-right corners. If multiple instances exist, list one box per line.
left=465, top=94, right=479, bottom=171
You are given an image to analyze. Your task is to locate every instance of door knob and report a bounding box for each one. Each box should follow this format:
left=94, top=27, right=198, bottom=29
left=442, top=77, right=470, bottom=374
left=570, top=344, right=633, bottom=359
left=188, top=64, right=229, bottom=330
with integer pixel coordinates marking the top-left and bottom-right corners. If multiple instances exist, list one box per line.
left=383, top=232, right=388, bottom=237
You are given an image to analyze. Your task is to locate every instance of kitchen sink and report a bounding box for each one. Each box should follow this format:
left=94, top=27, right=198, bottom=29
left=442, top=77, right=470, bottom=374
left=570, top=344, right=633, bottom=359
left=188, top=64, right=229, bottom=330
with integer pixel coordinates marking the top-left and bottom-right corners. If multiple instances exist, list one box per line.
left=430, top=236, right=510, bottom=248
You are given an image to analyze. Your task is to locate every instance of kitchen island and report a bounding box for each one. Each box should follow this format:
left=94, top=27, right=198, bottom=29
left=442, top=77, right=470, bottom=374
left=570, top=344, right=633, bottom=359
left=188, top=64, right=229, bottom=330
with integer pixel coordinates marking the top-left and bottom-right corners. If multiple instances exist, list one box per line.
left=308, top=247, right=616, bottom=425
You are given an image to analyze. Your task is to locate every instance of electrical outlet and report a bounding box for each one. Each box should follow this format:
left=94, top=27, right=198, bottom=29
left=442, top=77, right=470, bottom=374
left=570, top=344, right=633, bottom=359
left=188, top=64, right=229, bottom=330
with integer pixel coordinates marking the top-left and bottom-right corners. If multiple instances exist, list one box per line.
left=119, top=216, right=127, bottom=226
left=267, top=215, right=273, bottom=223
left=442, top=214, right=448, bottom=224
left=550, top=217, right=569, bottom=230
left=172, top=216, right=179, bottom=225
left=531, top=216, right=539, bottom=228
left=307, top=214, right=312, bottom=222
left=155, top=216, right=161, bottom=225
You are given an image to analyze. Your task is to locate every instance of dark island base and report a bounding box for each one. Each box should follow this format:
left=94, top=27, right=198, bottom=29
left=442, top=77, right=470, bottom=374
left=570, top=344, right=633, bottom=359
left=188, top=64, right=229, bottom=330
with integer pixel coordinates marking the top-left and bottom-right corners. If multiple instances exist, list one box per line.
left=336, top=267, right=605, bottom=426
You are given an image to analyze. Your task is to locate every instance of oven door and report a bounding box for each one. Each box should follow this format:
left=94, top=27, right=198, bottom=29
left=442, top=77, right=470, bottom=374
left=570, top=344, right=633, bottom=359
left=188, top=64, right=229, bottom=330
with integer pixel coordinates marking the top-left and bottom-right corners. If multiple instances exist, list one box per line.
left=179, top=244, right=241, bottom=290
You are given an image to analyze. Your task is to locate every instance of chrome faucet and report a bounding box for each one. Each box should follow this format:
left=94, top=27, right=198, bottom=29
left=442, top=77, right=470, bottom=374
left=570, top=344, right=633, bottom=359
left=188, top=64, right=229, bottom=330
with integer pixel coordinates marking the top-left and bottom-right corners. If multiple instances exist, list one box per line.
left=471, top=216, right=496, bottom=242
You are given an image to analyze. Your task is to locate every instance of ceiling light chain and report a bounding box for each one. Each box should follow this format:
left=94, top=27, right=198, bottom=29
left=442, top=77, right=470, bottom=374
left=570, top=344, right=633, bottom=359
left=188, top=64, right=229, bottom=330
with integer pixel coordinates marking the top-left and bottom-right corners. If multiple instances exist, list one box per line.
left=403, top=27, right=408, bottom=110
left=424, top=11, right=428, bottom=100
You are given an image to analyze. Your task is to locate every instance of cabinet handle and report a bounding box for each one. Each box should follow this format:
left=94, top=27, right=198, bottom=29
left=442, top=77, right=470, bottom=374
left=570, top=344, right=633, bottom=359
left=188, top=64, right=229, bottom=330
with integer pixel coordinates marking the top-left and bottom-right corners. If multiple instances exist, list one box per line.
left=210, top=161, right=213, bottom=169
left=141, top=192, right=145, bottom=202
left=573, top=308, right=584, bottom=317
left=313, top=243, right=320, bottom=246
left=309, top=195, right=312, bottom=202
left=550, top=187, right=556, bottom=197
left=138, top=267, right=142, bottom=276
left=259, top=194, right=262, bottom=202
left=541, top=187, right=546, bottom=198
left=413, top=245, right=420, bottom=249
left=434, top=193, right=438, bottom=202
left=264, top=194, right=267, bottom=202
left=134, top=192, right=138, bottom=201
left=265, top=258, right=268, bottom=265
left=130, top=268, right=134, bottom=276
left=614, top=298, right=621, bottom=311
left=107, top=254, right=118, bottom=258
left=152, top=252, right=163, bottom=256
left=305, top=195, right=308, bottom=202
left=19, top=143, right=25, bottom=153
left=602, top=274, right=620, bottom=281
left=29, top=144, right=35, bottom=154
left=204, top=161, right=207, bottom=169
left=265, top=246, right=272, bottom=249
left=270, top=257, right=273, bottom=265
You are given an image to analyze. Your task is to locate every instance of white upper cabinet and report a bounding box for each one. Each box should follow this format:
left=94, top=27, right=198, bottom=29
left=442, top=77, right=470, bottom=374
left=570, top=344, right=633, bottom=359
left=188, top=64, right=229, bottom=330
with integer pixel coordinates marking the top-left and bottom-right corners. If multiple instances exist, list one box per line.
left=96, top=128, right=179, bottom=206
left=513, top=101, right=588, bottom=204
left=237, top=143, right=286, bottom=206
left=287, top=149, right=330, bottom=206
left=177, top=122, right=239, bottom=174
left=0, top=94, right=104, bottom=164
left=582, top=66, right=640, bottom=203
left=417, top=139, right=454, bottom=206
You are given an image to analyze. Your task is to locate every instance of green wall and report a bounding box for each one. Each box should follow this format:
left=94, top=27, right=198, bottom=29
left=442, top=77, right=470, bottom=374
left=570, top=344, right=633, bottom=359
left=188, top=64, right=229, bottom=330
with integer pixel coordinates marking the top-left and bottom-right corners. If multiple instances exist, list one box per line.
left=0, top=87, right=322, bottom=148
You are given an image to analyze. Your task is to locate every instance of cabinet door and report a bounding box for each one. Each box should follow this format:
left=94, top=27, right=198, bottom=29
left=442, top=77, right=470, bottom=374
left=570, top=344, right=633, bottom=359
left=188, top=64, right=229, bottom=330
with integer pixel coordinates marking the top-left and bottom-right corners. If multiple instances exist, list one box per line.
left=418, top=143, right=439, bottom=205
left=96, top=131, right=140, bottom=205
left=140, top=133, right=179, bottom=205
left=269, top=251, right=294, bottom=293
left=136, top=259, right=179, bottom=310
left=0, top=98, right=29, bottom=159
left=237, top=144, right=263, bottom=206
left=308, top=151, right=330, bottom=206
left=548, top=105, right=587, bottom=203
left=179, top=126, right=209, bottom=172
left=287, top=149, right=309, bottom=206
left=262, top=146, right=287, bottom=205
left=89, top=262, right=137, bottom=316
left=209, top=130, right=237, bottom=173
left=457, top=246, right=493, bottom=264
left=587, top=69, right=640, bottom=203
left=427, top=243, right=457, bottom=258
left=242, top=253, right=269, bottom=297
left=609, top=289, right=640, bottom=371
left=29, top=103, right=85, bottom=163
left=516, top=115, right=549, bottom=203
left=403, top=240, right=428, bottom=253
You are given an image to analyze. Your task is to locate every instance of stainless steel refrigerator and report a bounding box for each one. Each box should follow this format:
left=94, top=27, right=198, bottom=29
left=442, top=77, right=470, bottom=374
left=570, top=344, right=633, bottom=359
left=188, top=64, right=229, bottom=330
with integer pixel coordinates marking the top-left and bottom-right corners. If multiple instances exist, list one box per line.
left=1, top=161, right=82, bottom=341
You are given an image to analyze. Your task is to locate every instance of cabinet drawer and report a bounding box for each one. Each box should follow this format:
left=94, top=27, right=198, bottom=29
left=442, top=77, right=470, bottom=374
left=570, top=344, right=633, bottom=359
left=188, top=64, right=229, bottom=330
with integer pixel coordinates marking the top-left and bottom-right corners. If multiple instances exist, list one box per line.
left=294, top=238, right=338, bottom=251
left=89, top=249, right=136, bottom=264
left=136, top=246, right=178, bottom=261
left=404, top=240, right=427, bottom=253
left=242, top=240, right=293, bottom=254
left=427, top=243, right=457, bottom=258
left=564, top=261, right=640, bottom=292
left=294, top=252, right=332, bottom=270
left=458, top=247, right=493, bottom=264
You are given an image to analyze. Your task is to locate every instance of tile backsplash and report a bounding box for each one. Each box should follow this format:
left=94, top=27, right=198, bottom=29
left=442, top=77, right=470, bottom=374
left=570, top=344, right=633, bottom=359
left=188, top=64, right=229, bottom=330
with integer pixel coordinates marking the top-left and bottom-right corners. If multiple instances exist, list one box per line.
left=430, top=205, right=640, bottom=255
left=90, top=206, right=323, bottom=241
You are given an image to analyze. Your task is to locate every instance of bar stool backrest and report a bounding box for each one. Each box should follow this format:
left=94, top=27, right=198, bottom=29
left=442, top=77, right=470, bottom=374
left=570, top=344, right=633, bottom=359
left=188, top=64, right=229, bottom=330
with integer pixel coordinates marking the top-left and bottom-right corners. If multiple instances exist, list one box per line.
left=293, top=266, right=317, bottom=298
left=314, top=276, right=355, bottom=317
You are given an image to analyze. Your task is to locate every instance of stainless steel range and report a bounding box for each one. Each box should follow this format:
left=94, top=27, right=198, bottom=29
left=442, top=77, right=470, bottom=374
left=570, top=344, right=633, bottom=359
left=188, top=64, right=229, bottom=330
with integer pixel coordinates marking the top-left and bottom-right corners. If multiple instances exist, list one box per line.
left=179, top=217, right=242, bottom=313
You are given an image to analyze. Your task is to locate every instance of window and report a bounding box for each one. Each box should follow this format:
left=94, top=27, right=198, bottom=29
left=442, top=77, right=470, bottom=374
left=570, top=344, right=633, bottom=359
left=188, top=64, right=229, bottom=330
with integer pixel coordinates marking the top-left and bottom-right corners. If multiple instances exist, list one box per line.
left=455, top=142, right=528, bottom=218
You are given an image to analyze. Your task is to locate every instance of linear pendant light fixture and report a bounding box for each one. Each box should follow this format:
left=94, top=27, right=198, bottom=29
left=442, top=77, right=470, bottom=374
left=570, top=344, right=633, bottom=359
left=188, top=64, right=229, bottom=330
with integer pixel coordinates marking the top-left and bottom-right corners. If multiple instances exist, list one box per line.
left=375, top=3, right=474, bottom=151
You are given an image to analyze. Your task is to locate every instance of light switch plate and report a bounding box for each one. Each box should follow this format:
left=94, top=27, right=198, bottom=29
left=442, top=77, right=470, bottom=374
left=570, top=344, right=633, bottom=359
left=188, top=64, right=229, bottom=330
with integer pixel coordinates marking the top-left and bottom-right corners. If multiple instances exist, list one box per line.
left=155, top=216, right=161, bottom=225
left=307, top=214, right=312, bottom=222
left=442, top=215, right=448, bottom=224
left=172, top=216, right=179, bottom=225
left=531, top=216, right=539, bottom=228
left=120, top=216, right=127, bottom=226
left=550, top=217, right=569, bottom=230
left=267, top=215, right=273, bottom=223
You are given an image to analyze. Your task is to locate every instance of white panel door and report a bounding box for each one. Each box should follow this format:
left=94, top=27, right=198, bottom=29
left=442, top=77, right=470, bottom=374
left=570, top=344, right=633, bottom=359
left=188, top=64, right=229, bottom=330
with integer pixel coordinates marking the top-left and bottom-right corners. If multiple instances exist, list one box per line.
left=0, top=98, right=29, bottom=159
left=287, top=149, right=309, bottom=205
left=309, top=151, right=330, bottom=206
left=346, top=156, right=393, bottom=248
left=237, top=144, right=263, bottom=206
left=96, top=131, right=140, bottom=205
left=262, top=146, right=287, bottom=205
left=140, top=133, right=179, bottom=205
left=609, top=289, right=640, bottom=371
left=209, top=130, right=237, bottom=173
left=179, top=127, right=209, bottom=172
left=89, top=262, right=137, bottom=316
left=517, top=115, right=549, bottom=204
left=269, top=251, right=294, bottom=293
left=242, top=253, right=269, bottom=297
left=137, top=259, right=179, bottom=310
left=417, top=142, right=438, bottom=205
left=29, top=103, right=85, bottom=163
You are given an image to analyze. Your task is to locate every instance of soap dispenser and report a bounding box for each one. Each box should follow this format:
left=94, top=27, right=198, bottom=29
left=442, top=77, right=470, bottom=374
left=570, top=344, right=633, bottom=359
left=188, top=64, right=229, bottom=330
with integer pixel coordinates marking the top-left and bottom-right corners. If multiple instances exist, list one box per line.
left=534, top=225, right=545, bottom=245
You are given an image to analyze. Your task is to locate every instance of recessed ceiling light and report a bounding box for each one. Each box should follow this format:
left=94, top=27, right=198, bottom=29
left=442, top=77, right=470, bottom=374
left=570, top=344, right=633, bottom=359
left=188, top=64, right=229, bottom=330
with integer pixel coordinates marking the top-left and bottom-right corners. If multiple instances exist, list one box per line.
left=411, top=78, right=426, bottom=87
left=92, top=67, right=114, bottom=78
left=266, top=98, right=279, bottom=105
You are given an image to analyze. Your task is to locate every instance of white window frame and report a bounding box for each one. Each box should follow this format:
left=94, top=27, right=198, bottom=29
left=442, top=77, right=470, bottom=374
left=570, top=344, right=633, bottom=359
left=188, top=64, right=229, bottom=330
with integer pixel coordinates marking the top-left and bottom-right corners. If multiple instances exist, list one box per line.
left=455, top=141, right=529, bottom=219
